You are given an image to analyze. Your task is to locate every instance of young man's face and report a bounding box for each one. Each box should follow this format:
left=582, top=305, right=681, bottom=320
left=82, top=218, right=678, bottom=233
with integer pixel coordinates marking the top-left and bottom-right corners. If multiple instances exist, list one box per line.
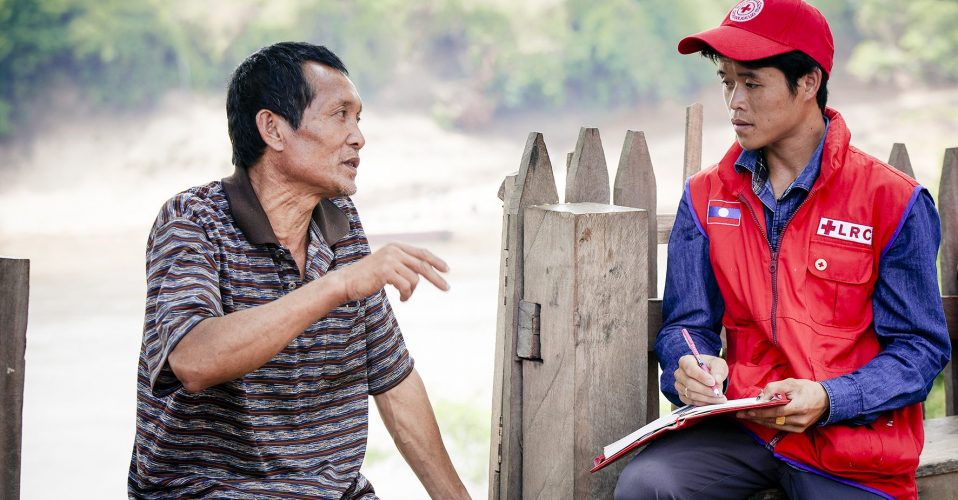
left=278, top=62, right=365, bottom=198
left=716, top=58, right=805, bottom=152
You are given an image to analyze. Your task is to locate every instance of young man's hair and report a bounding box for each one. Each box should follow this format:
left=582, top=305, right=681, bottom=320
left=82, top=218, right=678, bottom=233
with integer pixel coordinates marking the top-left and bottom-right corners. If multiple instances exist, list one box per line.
left=701, top=46, right=828, bottom=113
left=227, top=42, right=348, bottom=169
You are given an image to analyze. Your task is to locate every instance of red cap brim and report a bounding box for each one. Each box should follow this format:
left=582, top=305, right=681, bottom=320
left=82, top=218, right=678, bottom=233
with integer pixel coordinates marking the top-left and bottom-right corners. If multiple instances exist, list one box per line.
left=678, top=25, right=793, bottom=62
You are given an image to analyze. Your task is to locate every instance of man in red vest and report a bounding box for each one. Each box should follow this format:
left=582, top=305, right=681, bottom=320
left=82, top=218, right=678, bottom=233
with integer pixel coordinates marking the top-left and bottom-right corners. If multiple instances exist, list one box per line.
left=615, top=1, right=950, bottom=499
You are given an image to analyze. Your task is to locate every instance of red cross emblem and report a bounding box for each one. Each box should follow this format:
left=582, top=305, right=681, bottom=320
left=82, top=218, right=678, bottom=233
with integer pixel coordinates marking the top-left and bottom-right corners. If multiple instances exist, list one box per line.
left=729, top=0, right=763, bottom=22
left=819, top=219, right=838, bottom=235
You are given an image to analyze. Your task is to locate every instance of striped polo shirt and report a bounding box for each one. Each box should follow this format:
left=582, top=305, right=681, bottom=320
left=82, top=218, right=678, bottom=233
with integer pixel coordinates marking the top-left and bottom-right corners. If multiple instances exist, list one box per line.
left=129, top=166, right=413, bottom=499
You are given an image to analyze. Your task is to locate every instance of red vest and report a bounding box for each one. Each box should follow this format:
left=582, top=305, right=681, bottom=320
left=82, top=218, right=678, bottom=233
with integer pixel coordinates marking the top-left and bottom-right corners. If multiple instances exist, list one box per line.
left=688, top=108, right=922, bottom=499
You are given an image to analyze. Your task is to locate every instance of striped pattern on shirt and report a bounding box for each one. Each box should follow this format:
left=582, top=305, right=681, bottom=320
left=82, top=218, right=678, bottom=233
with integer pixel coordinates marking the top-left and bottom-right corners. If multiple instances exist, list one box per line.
left=128, top=176, right=412, bottom=499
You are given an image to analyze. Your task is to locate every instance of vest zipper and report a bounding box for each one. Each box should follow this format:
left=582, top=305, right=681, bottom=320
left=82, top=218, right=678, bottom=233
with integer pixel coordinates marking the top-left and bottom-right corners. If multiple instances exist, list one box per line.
left=766, top=431, right=787, bottom=450
left=739, top=187, right=822, bottom=346
left=738, top=194, right=781, bottom=345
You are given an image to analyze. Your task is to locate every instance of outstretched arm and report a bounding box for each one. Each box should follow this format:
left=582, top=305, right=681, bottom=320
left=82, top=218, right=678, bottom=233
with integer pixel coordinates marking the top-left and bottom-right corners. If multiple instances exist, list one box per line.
left=374, top=369, right=470, bottom=499
left=168, top=241, right=449, bottom=393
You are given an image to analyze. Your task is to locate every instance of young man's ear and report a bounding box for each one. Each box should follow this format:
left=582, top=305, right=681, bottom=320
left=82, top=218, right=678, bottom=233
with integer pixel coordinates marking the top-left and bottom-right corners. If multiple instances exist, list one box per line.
left=256, top=109, right=285, bottom=152
left=799, top=68, right=822, bottom=102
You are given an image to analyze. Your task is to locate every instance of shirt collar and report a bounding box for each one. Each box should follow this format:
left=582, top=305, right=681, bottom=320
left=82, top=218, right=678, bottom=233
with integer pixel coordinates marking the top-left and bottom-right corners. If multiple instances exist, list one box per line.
left=734, top=117, right=831, bottom=195
left=221, top=166, right=351, bottom=246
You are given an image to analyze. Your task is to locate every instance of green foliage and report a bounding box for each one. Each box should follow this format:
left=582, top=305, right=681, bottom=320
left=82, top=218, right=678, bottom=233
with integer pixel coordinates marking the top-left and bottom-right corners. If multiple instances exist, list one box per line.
left=1, top=0, right=958, bottom=137
left=0, top=0, right=74, bottom=133
left=285, top=0, right=405, bottom=91
left=925, top=372, right=945, bottom=419
left=849, top=0, right=958, bottom=83
left=433, top=398, right=490, bottom=485
left=558, top=0, right=720, bottom=105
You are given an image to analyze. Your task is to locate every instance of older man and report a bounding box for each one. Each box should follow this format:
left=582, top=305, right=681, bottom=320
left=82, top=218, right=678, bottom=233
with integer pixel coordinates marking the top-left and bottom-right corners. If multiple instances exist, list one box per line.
left=128, top=42, right=469, bottom=499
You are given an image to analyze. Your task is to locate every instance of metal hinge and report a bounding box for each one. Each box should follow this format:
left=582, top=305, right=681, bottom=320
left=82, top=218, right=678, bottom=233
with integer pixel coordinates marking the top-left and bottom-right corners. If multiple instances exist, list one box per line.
left=517, top=300, right=542, bottom=360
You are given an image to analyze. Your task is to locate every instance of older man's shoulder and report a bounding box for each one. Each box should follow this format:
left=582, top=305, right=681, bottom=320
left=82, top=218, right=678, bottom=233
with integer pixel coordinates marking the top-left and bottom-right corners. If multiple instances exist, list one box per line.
left=152, top=180, right=228, bottom=228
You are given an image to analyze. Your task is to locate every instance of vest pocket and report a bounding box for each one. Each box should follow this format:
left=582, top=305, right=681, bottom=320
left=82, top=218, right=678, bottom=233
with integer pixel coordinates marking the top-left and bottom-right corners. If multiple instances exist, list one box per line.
left=805, top=240, right=874, bottom=330
left=814, top=422, right=884, bottom=473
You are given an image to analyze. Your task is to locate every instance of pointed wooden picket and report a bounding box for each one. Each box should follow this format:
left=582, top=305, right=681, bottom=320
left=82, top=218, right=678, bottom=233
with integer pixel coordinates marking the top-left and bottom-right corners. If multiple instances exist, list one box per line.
left=612, top=130, right=660, bottom=422
left=938, top=148, right=958, bottom=416
left=489, top=132, right=558, bottom=500
left=888, top=143, right=916, bottom=178
left=566, top=128, right=611, bottom=204
left=612, top=131, right=657, bottom=277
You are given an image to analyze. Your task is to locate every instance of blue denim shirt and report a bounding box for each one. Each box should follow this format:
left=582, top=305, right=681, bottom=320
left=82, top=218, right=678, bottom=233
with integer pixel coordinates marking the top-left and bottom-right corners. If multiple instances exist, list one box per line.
left=737, top=119, right=829, bottom=250
left=657, top=128, right=951, bottom=426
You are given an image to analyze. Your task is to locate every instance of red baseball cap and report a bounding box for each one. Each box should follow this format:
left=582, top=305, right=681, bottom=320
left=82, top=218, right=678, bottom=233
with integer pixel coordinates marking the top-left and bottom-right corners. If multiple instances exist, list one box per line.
left=678, top=0, right=834, bottom=75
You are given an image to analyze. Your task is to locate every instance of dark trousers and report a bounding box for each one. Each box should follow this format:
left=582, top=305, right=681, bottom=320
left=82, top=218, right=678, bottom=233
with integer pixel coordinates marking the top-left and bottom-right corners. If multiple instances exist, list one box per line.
left=613, top=417, right=887, bottom=500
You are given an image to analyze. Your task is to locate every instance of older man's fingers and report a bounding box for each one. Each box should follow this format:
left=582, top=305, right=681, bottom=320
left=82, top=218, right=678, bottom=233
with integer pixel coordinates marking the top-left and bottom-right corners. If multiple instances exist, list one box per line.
left=396, top=243, right=450, bottom=273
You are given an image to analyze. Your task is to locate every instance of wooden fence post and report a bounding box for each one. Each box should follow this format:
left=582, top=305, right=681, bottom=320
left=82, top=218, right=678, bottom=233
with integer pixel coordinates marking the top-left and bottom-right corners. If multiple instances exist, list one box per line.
left=522, top=203, right=648, bottom=498
left=1, top=257, right=29, bottom=500
left=888, top=143, right=916, bottom=178
left=515, top=130, right=648, bottom=498
left=613, top=130, right=660, bottom=423
left=938, top=148, right=958, bottom=416
left=683, top=103, right=704, bottom=181
left=489, top=133, right=559, bottom=500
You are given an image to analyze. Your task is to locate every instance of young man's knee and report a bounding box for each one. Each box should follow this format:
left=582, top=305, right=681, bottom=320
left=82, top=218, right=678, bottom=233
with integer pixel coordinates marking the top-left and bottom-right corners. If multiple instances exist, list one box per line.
left=614, top=459, right=684, bottom=500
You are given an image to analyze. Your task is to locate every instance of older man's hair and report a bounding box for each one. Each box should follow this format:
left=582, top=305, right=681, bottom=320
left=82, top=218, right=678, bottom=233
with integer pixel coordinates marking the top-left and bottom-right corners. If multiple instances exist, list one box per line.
left=227, top=42, right=348, bottom=169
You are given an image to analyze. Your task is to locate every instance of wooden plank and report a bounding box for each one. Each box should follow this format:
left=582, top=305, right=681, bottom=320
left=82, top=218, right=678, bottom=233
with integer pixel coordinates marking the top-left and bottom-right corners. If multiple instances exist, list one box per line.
left=489, top=174, right=515, bottom=500
left=489, top=133, right=559, bottom=500
left=646, top=298, right=662, bottom=420
left=916, top=473, right=958, bottom=500
left=612, top=130, right=659, bottom=423
left=944, top=296, right=958, bottom=340
left=916, top=416, right=958, bottom=500
left=940, top=149, right=958, bottom=297
left=522, top=203, right=647, bottom=499
left=887, top=143, right=915, bottom=178
left=944, top=295, right=958, bottom=423
left=1, top=257, right=29, bottom=500
left=657, top=213, right=676, bottom=244
left=648, top=299, right=662, bottom=350
left=683, top=103, right=704, bottom=181
left=917, top=416, right=958, bottom=477
left=520, top=205, right=576, bottom=498
left=566, top=128, right=611, bottom=204
left=613, top=130, right=657, bottom=296
left=939, top=148, right=958, bottom=416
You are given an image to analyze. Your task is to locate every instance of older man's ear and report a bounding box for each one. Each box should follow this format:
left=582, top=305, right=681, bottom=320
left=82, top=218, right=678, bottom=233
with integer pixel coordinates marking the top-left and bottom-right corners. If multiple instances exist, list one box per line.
left=256, top=109, right=285, bottom=152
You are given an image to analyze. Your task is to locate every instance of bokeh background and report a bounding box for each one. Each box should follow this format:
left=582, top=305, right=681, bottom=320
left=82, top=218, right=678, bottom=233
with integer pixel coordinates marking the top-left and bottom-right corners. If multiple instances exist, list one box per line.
left=1, top=0, right=956, bottom=497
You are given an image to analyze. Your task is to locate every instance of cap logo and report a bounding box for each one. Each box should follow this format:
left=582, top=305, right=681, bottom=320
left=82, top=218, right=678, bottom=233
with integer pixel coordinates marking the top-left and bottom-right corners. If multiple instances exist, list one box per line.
left=729, top=0, right=764, bottom=22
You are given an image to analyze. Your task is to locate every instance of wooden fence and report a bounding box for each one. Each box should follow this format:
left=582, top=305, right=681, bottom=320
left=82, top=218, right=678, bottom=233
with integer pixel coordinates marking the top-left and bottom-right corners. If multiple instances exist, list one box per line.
left=1, top=257, right=29, bottom=499
left=488, top=105, right=958, bottom=499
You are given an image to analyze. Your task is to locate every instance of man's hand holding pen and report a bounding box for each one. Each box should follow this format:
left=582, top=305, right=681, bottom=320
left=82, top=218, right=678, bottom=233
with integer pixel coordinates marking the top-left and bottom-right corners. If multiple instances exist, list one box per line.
left=675, top=354, right=729, bottom=406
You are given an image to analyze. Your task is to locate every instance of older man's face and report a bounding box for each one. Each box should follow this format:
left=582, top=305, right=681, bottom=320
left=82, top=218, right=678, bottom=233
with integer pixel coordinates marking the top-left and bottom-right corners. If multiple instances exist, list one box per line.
left=280, top=62, right=365, bottom=197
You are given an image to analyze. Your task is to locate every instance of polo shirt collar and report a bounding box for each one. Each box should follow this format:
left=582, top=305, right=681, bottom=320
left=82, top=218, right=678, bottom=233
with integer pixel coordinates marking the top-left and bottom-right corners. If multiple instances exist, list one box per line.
left=221, top=166, right=351, bottom=246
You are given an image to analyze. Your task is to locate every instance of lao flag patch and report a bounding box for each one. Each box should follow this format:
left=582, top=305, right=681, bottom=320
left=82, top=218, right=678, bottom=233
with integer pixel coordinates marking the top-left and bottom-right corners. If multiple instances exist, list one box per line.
left=707, top=200, right=742, bottom=226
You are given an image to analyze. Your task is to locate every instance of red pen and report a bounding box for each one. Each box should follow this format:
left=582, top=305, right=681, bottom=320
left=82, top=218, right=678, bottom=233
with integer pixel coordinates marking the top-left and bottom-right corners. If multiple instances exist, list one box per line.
left=681, top=328, right=722, bottom=397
